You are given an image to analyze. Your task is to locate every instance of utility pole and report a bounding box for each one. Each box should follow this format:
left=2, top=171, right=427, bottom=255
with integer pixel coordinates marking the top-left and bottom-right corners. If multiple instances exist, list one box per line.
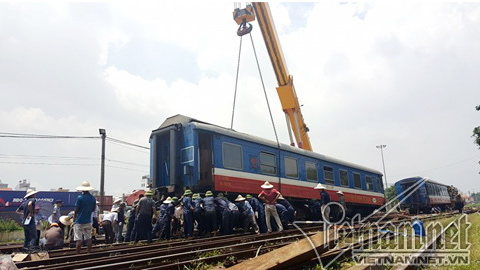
left=376, top=145, right=388, bottom=188
left=99, top=128, right=106, bottom=212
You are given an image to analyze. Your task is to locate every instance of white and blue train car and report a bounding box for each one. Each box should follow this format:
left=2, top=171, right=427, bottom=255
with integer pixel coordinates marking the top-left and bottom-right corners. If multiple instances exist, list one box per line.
left=150, top=115, right=385, bottom=216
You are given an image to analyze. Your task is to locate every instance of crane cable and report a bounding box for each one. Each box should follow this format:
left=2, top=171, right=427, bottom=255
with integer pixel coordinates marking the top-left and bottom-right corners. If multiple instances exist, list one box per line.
left=230, top=33, right=280, bottom=146
left=230, top=35, right=243, bottom=129
left=247, top=32, right=280, bottom=147
left=248, top=32, right=283, bottom=192
left=230, top=31, right=282, bottom=190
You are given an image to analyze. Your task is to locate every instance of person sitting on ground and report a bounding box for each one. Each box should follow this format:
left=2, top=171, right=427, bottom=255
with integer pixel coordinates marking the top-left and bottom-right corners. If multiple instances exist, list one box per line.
left=44, top=223, right=64, bottom=250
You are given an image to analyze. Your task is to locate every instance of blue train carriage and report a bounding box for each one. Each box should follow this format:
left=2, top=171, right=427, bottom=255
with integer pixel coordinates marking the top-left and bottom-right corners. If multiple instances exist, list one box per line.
left=395, top=177, right=452, bottom=214
left=150, top=115, right=385, bottom=216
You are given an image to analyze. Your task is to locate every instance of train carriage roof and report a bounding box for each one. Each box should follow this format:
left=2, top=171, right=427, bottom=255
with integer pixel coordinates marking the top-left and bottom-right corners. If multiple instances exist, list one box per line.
left=395, top=177, right=450, bottom=187
left=152, top=115, right=383, bottom=175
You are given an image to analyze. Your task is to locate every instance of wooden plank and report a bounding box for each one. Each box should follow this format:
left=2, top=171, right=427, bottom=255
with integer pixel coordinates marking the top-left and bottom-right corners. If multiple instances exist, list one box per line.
left=228, top=231, right=337, bottom=270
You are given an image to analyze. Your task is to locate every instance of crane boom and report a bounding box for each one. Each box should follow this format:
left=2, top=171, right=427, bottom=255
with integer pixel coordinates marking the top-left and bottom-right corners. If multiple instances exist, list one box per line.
left=234, top=2, right=312, bottom=151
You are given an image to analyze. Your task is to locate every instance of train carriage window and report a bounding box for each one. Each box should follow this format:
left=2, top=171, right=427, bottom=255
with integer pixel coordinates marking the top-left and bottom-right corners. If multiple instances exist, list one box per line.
left=306, top=162, right=318, bottom=182
left=260, top=152, right=277, bottom=175
left=339, top=170, right=349, bottom=186
left=181, top=146, right=194, bottom=164
left=353, top=173, right=362, bottom=189
left=285, top=157, right=298, bottom=178
left=323, top=166, right=334, bottom=185
left=366, top=176, right=374, bottom=191
left=376, top=177, right=383, bottom=193
left=222, top=142, right=243, bottom=170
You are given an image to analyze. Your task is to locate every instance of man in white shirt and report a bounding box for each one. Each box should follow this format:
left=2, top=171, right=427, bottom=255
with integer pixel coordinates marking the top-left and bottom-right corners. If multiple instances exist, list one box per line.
left=101, top=209, right=118, bottom=244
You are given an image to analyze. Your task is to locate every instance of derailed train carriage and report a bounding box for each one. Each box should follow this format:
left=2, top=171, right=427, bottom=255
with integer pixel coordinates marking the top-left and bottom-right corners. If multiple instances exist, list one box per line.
left=395, top=176, right=458, bottom=214
left=150, top=115, right=385, bottom=217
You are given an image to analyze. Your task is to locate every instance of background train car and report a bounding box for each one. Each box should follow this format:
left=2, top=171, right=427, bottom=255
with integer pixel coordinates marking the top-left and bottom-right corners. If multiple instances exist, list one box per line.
left=395, top=177, right=454, bottom=214
left=150, top=115, right=385, bottom=217
left=0, top=190, right=113, bottom=224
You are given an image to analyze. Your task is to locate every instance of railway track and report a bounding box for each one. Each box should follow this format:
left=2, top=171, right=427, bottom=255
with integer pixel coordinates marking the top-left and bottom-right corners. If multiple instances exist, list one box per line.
left=7, top=211, right=472, bottom=270
left=14, top=225, right=325, bottom=270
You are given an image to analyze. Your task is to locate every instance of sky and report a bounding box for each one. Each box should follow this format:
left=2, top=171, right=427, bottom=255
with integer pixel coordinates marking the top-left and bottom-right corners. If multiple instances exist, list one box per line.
left=0, top=2, right=479, bottom=198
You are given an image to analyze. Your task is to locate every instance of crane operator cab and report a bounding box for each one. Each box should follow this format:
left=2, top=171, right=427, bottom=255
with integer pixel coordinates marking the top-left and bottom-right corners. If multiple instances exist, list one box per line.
left=233, top=4, right=255, bottom=36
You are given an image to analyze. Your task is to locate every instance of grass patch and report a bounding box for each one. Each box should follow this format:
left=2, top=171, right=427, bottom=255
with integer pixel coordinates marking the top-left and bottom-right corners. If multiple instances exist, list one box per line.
left=0, top=218, right=22, bottom=232
left=436, top=213, right=480, bottom=270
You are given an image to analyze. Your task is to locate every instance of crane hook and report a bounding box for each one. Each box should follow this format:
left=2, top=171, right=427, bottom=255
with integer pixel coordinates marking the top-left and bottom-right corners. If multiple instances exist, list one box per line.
left=237, top=20, right=253, bottom=36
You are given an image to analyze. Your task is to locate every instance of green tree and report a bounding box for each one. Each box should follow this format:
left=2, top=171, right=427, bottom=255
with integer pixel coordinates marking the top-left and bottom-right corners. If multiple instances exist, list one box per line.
left=384, top=185, right=399, bottom=209
left=472, top=192, right=480, bottom=203
left=474, top=105, right=480, bottom=149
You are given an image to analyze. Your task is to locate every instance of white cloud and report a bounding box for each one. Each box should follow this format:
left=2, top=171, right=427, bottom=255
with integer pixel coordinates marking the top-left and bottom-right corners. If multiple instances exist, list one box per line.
left=1, top=2, right=480, bottom=197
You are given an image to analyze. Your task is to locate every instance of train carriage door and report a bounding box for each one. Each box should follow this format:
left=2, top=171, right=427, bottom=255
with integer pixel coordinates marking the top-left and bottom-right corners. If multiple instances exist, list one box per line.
left=152, top=134, right=171, bottom=189
left=198, top=132, right=213, bottom=189
left=401, top=182, right=420, bottom=204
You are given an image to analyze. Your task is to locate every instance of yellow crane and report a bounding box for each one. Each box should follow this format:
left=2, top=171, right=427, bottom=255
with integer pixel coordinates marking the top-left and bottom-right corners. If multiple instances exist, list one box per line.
left=233, top=2, right=312, bottom=151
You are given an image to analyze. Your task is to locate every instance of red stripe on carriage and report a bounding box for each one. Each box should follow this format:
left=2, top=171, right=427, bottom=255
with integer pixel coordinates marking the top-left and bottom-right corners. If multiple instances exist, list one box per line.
left=214, top=175, right=384, bottom=206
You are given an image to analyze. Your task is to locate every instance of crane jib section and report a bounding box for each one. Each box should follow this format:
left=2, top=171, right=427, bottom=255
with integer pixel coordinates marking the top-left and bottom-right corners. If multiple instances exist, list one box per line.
left=252, top=2, right=289, bottom=87
left=251, top=2, right=312, bottom=151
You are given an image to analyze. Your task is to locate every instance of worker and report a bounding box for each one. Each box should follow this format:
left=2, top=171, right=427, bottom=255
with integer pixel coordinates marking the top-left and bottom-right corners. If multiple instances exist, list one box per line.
left=275, top=203, right=289, bottom=230
left=258, top=181, right=283, bottom=233
left=337, top=191, right=347, bottom=221
left=215, top=193, right=230, bottom=235
left=135, top=190, right=156, bottom=243
left=172, top=197, right=182, bottom=236
left=228, top=199, right=240, bottom=234
left=314, top=184, right=331, bottom=222
left=152, top=197, right=174, bottom=240
left=34, top=204, right=47, bottom=247
left=16, top=188, right=38, bottom=251
left=236, top=195, right=259, bottom=234
left=91, top=201, right=100, bottom=244
left=116, top=203, right=126, bottom=242
left=277, top=195, right=295, bottom=225
left=192, top=193, right=205, bottom=235
left=203, top=191, right=217, bottom=235
left=101, top=209, right=118, bottom=244
left=125, top=194, right=143, bottom=242
left=246, top=194, right=266, bottom=233
left=73, top=181, right=96, bottom=254
left=50, top=200, right=62, bottom=224
left=308, top=198, right=322, bottom=221
left=44, top=223, right=64, bottom=250
left=111, top=198, right=122, bottom=212
left=182, top=189, right=194, bottom=239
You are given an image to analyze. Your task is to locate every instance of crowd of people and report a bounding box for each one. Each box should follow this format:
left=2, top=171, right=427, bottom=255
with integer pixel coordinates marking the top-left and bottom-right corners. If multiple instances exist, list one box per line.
left=16, top=180, right=339, bottom=254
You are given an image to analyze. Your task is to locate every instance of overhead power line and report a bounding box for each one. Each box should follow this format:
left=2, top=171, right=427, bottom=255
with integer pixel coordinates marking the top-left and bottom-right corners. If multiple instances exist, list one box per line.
left=392, top=156, right=478, bottom=178
left=0, top=153, right=99, bottom=160
left=0, top=161, right=99, bottom=166
left=106, top=158, right=149, bottom=167
left=0, top=132, right=98, bottom=139
left=107, top=137, right=150, bottom=150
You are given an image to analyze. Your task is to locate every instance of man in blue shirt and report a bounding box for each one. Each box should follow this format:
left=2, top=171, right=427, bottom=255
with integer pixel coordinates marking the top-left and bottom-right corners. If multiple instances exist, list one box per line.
left=246, top=194, right=266, bottom=233
left=182, top=189, right=194, bottom=238
left=16, top=188, right=38, bottom=251
left=74, top=181, right=96, bottom=254
left=314, top=183, right=331, bottom=222
left=236, top=195, right=259, bottom=234
left=192, top=193, right=205, bottom=235
left=203, top=191, right=217, bottom=235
